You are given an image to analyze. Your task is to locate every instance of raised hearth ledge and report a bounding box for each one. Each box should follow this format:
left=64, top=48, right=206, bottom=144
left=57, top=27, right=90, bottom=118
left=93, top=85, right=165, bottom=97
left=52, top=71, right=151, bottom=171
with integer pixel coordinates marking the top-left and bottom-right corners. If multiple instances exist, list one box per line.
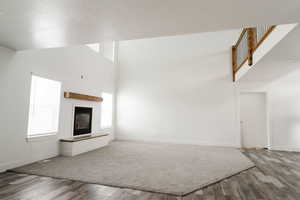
left=60, top=134, right=109, bottom=142
left=60, top=134, right=110, bottom=156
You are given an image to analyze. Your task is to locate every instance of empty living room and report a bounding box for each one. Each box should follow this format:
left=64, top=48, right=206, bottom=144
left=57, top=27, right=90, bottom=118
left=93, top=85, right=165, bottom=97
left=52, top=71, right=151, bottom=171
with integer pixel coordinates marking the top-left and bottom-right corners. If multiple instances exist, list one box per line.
left=1, top=1, right=300, bottom=200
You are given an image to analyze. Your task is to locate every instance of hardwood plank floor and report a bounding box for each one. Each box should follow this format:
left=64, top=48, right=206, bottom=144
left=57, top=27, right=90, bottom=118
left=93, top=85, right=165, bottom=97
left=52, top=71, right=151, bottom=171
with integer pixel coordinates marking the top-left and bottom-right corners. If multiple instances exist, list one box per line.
left=184, top=150, right=300, bottom=200
left=0, top=150, right=299, bottom=200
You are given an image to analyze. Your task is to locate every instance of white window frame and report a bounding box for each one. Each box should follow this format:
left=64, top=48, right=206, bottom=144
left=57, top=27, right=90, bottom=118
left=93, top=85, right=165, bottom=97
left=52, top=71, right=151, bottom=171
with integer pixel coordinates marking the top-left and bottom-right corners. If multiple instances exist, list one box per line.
left=27, top=75, right=62, bottom=138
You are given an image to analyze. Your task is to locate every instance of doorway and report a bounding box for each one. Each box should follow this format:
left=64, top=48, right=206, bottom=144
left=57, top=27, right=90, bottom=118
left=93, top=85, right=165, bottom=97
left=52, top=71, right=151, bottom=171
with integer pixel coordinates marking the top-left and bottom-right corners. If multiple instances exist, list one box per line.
left=239, top=92, right=269, bottom=148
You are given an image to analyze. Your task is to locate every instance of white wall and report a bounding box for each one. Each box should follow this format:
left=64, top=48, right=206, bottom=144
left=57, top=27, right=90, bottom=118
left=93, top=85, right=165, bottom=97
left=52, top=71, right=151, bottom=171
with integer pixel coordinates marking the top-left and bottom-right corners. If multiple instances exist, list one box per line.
left=268, top=83, right=300, bottom=152
left=100, top=42, right=116, bottom=63
left=0, top=45, right=115, bottom=172
left=236, top=25, right=300, bottom=152
left=116, top=29, right=300, bottom=152
left=116, top=30, right=241, bottom=147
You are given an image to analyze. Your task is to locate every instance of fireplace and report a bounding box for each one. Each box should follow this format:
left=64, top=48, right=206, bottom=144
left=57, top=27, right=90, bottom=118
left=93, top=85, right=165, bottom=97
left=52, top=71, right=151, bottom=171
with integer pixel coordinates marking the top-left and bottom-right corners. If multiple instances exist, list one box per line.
left=73, top=106, right=92, bottom=137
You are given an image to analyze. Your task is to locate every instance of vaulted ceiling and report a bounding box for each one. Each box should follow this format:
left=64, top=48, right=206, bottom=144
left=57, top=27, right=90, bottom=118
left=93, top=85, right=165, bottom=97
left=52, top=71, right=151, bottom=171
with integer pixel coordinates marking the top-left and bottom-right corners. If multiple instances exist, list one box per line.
left=1, top=0, right=300, bottom=50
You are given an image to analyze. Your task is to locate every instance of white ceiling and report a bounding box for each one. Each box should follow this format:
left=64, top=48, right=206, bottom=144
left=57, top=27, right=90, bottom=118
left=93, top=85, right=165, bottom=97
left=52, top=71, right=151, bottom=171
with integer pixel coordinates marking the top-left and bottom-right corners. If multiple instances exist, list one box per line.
left=1, top=0, right=300, bottom=50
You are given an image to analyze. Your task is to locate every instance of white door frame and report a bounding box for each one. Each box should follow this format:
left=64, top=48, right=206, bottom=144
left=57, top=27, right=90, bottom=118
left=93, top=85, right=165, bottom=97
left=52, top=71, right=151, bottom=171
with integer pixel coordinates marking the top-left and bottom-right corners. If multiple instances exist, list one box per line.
left=238, top=91, right=270, bottom=149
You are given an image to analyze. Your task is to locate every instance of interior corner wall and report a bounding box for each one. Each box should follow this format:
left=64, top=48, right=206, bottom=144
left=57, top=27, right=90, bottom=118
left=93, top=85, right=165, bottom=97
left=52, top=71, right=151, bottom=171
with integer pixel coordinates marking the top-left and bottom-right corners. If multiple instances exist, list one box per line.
left=116, top=32, right=241, bottom=147
left=0, top=46, right=115, bottom=172
left=237, top=80, right=300, bottom=152
left=268, top=83, right=300, bottom=152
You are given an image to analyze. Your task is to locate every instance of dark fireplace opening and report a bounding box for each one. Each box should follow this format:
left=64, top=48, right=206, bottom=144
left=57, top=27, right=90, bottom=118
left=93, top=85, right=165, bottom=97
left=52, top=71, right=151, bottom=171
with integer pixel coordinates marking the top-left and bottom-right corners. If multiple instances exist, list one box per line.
left=73, top=106, right=92, bottom=137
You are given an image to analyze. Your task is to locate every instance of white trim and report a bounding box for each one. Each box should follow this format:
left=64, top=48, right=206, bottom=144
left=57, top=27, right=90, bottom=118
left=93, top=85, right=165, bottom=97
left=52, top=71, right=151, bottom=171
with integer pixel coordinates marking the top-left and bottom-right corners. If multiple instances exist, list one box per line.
left=0, top=152, right=58, bottom=172
left=235, top=87, right=242, bottom=148
left=116, top=135, right=240, bottom=148
left=100, top=127, right=112, bottom=130
left=265, top=92, right=271, bottom=149
left=26, top=133, right=57, bottom=142
left=270, top=146, right=300, bottom=152
left=0, top=160, right=30, bottom=173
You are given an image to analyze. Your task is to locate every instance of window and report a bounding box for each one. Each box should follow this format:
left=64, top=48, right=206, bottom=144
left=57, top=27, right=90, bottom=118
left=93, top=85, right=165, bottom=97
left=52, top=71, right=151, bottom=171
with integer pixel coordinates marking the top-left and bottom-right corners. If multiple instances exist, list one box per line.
left=101, top=93, right=113, bottom=129
left=27, top=75, right=62, bottom=137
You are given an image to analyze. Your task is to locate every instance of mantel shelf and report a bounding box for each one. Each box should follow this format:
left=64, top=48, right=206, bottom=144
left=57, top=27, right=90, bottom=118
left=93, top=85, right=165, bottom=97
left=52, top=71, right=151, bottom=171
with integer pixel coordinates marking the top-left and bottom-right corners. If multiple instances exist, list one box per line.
left=64, top=92, right=103, bottom=102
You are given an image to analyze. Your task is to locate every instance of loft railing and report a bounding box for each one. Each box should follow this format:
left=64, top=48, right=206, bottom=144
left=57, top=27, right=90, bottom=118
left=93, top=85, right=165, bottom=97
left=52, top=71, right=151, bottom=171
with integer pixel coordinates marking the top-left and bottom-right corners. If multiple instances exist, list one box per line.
left=232, top=25, right=276, bottom=81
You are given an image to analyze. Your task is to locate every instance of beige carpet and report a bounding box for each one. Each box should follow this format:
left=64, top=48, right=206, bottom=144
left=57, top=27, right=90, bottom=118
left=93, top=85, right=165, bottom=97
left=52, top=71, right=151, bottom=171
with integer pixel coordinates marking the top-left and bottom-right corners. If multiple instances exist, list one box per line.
left=12, top=141, right=254, bottom=196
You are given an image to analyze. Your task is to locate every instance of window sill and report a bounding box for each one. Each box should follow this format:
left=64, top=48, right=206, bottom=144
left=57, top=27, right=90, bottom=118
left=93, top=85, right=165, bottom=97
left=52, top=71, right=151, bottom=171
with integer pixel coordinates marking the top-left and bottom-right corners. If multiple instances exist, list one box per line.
left=100, top=127, right=112, bottom=130
left=26, top=133, right=57, bottom=142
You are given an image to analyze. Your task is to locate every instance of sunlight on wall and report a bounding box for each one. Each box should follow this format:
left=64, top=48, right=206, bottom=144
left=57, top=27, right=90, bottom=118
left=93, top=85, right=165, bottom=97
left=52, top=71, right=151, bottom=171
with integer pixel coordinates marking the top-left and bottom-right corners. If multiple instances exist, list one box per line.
left=86, top=43, right=100, bottom=52
left=101, top=92, right=113, bottom=129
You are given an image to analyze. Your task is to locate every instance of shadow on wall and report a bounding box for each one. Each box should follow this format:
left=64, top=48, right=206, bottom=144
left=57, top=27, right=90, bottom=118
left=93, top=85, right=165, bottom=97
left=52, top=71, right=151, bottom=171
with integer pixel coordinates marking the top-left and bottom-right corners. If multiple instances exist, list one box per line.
left=0, top=46, right=16, bottom=68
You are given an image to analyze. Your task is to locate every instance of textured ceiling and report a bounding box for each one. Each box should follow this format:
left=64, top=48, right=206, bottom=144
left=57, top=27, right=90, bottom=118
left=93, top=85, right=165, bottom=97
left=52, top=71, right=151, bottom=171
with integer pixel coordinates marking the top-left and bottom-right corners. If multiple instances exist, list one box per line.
left=0, top=0, right=300, bottom=50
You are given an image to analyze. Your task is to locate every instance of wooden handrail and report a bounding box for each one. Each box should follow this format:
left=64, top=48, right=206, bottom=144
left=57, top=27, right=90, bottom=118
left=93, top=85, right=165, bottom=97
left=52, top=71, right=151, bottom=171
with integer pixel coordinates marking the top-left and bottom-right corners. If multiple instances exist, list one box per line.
left=232, top=25, right=276, bottom=82
left=254, top=25, right=276, bottom=51
left=234, top=29, right=247, bottom=48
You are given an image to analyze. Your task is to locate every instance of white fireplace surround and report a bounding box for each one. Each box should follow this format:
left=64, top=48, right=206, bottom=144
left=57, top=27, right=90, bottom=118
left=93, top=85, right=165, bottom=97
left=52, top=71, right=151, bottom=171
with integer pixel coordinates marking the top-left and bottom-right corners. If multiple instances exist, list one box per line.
left=59, top=103, right=111, bottom=156
left=71, top=104, right=96, bottom=137
left=72, top=105, right=93, bottom=138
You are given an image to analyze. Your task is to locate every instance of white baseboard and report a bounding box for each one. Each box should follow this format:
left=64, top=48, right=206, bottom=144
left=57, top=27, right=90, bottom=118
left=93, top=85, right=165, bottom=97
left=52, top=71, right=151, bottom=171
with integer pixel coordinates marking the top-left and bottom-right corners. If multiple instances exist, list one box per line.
left=0, top=153, right=59, bottom=173
left=116, top=135, right=240, bottom=148
left=270, top=146, right=300, bottom=152
left=0, top=160, right=32, bottom=173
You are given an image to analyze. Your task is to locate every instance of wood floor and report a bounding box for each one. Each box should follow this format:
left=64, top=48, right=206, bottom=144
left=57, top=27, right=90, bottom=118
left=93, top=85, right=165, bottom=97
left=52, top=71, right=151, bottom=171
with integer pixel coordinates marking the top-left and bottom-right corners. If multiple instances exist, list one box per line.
left=0, top=150, right=299, bottom=200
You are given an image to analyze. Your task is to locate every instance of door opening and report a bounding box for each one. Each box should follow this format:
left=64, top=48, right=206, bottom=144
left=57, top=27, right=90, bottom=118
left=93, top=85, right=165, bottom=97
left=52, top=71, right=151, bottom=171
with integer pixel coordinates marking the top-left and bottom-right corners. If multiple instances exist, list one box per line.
left=239, top=92, right=269, bottom=149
